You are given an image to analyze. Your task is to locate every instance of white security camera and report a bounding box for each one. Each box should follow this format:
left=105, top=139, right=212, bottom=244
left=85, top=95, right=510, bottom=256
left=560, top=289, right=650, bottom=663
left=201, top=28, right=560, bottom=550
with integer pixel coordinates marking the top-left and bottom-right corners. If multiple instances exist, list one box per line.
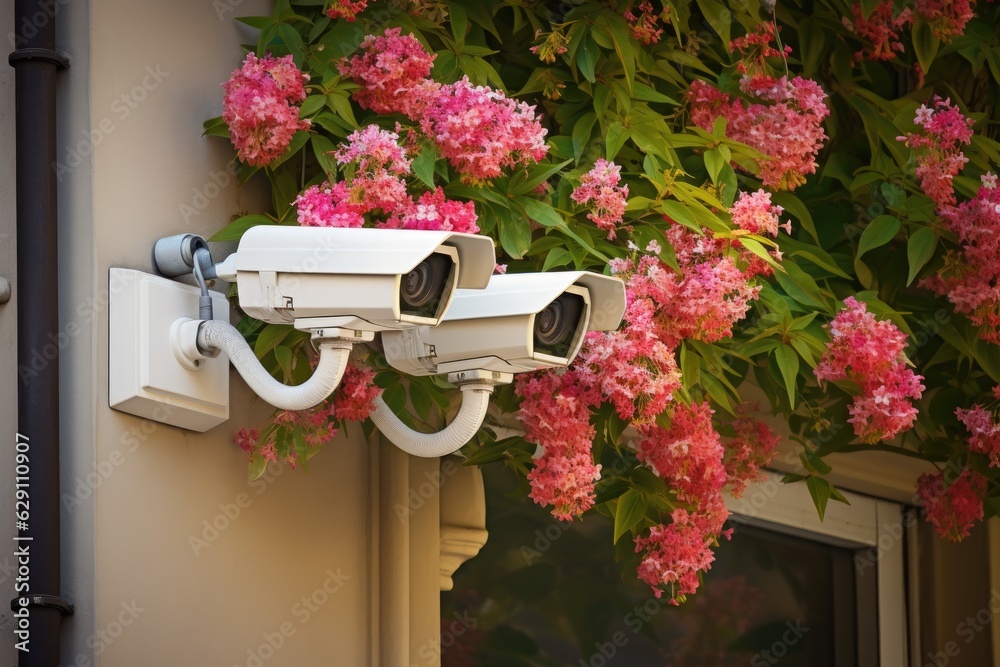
left=213, top=226, right=496, bottom=332
left=381, top=271, right=626, bottom=376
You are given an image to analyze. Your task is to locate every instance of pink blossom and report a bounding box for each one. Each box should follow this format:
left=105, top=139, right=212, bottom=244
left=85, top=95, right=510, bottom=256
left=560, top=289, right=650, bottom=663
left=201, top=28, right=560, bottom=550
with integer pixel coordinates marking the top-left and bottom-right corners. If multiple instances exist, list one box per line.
left=634, top=506, right=727, bottom=604
left=419, top=76, right=549, bottom=182
left=844, top=1, right=913, bottom=61
left=295, top=184, right=365, bottom=228
left=333, top=125, right=411, bottom=214
left=222, top=53, right=310, bottom=167
left=899, top=97, right=974, bottom=210
left=624, top=1, right=666, bottom=45
left=923, top=181, right=1000, bottom=343
left=687, top=76, right=829, bottom=191
left=957, top=403, right=1000, bottom=468
left=329, top=362, right=381, bottom=422
left=723, top=406, right=780, bottom=498
left=914, top=0, right=975, bottom=41
left=382, top=187, right=480, bottom=234
left=635, top=402, right=727, bottom=505
left=326, top=0, right=368, bottom=21
left=814, top=297, right=924, bottom=442
left=916, top=468, right=986, bottom=541
left=516, top=370, right=602, bottom=521
left=338, top=28, right=436, bottom=116
left=571, top=159, right=629, bottom=238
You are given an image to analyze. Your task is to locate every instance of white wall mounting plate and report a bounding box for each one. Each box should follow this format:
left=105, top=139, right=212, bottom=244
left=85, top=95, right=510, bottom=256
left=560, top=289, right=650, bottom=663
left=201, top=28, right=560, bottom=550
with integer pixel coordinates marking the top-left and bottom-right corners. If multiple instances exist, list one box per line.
left=109, top=268, right=230, bottom=432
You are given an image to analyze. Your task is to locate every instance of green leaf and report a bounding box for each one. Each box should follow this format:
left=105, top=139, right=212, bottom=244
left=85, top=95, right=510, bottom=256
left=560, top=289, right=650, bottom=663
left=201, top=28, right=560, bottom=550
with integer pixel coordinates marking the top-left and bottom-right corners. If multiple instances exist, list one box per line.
left=498, top=212, right=532, bottom=259
left=411, top=144, right=438, bottom=189
left=518, top=197, right=565, bottom=227
left=255, top=324, right=294, bottom=358
left=576, top=36, right=598, bottom=83
left=210, top=214, right=275, bottom=242
left=299, top=94, right=326, bottom=118
left=268, top=129, right=310, bottom=168
left=450, top=2, right=468, bottom=46
left=906, top=227, right=938, bottom=286
left=632, top=82, right=678, bottom=105
left=573, top=113, right=597, bottom=160
left=202, top=116, right=230, bottom=138
left=806, top=476, right=832, bottom=521
left=248, top=456, right=269, bottom=481
left=856, top=215, right=900, bottom=259
left=311, top=135, right=338, bottom=177
left=696, top=0, right=731, bottom=46
left=773, top=345, right=800, bottom=407
left=613, top=490, right=646, bottom=543
left=912, top=20, right=940, bottom=75
left=605, top=121, right=629, bottom=160
left=274, top=345, right=293, bottom=380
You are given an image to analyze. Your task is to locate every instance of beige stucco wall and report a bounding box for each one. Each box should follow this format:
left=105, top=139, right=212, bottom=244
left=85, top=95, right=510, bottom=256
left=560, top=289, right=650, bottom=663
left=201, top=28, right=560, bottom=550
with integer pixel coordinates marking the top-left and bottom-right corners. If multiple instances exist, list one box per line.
left=59, top=1, right=384, bottom=664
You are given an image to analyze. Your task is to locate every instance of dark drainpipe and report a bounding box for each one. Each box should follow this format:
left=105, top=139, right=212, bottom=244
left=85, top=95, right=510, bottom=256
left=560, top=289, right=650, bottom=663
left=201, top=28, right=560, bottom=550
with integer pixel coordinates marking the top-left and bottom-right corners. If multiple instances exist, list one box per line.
left=8, top=1, right=73, bottom=665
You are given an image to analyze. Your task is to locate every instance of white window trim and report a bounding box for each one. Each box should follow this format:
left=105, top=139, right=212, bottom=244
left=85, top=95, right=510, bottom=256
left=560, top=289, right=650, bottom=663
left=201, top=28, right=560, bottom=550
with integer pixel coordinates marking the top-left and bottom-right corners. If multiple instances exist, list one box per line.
left=726, top=470, right=909, bottom=667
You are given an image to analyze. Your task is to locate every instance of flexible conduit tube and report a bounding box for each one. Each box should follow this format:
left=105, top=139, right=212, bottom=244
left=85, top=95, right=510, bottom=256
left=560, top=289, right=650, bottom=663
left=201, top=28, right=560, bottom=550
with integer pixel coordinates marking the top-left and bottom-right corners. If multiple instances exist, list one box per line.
left=197, top=320, right=352, bottom=411
left=370, top=384, right=493, bottom=458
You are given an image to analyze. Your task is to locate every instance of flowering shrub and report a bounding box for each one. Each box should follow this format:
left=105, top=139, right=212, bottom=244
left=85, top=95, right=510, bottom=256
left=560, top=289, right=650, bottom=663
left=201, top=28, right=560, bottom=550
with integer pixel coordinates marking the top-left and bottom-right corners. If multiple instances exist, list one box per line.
left=206, top=0, right=1000, bottom=608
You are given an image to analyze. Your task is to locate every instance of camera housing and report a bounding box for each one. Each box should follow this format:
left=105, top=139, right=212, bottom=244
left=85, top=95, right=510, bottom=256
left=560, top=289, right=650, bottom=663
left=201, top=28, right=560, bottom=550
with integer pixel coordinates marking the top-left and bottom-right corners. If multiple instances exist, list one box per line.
left=381, top=271, right=625, bottom=376
left=213, top=226, right=496, bottom=331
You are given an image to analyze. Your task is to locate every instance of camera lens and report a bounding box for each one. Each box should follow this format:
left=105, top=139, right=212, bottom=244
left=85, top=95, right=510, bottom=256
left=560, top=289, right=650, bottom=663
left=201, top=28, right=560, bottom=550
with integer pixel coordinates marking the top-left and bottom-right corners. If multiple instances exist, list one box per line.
left=400, top=252, right=452, bottom=318
left=534, top=293, right=585, bottom=358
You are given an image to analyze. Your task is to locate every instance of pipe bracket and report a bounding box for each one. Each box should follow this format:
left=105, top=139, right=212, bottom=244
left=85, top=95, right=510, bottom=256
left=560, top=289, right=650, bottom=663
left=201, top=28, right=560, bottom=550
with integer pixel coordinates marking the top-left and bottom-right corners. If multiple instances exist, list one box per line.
left=8, top=48, right=70, bottom=69
left=10, top=594, right=75, bottom=616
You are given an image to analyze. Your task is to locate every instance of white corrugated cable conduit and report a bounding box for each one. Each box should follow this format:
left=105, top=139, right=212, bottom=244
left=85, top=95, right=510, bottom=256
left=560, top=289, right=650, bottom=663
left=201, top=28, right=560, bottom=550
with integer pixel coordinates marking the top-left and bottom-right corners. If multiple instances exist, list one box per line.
left=196, top=320, right=353, bottom=411
left=370, top=382, right=494, bottom=458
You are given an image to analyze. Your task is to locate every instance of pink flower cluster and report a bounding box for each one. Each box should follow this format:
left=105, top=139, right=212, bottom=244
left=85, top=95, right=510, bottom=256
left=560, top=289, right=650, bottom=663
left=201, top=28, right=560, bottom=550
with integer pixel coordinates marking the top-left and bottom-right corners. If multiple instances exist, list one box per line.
left=295, top=125, right=478, bottom=233
left=418, top=77, right=549, bottom=181
left=234, top=361, right=381, bottom=467
left=222, top=53, right=311, bottom=167
left=814, top=297, right=925, bottom=443
left=326, top=0, right=369, bottom=21
left=624, top=1, right=666, bottom=45
left=635, top=402, right=727, bottom=506
left=723, top=405, right=781, bottom=498
left=634, top=508, right=721, bottom=605
left=902, top=100, right=1000, bottom=342
left=338, top=28, right=436, bottom=116
left=845, top=1, right=913, bottom=61
left=687, top=75, right=829, bottom=190
left=339, top=29, right=548, bottom=181
left=659, top=225, right=762, bottom=344
left=570, top=159, right=629, bottom=239
left=899, top=97, right=974, bottom=210
left=916, top=468, right=986, bottom=541
left=730, top=189, right=789, bottom=277
left=915, top=0, right=975, bottom=41
left=516, top=371, right=602, bottom=521
left=956, top=391, right=1000, bottom=468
